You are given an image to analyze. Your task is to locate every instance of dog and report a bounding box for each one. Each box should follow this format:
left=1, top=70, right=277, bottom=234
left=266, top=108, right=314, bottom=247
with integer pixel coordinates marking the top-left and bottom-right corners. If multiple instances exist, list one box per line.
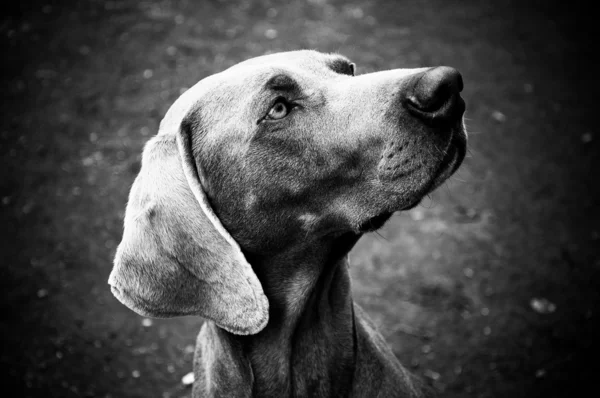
left=108, top=50, right=466, bottom=397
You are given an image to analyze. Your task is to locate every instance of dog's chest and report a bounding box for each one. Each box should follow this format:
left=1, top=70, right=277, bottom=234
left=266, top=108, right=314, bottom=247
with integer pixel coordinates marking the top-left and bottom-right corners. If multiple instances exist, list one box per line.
left=248, top=324, right=355, bottom=397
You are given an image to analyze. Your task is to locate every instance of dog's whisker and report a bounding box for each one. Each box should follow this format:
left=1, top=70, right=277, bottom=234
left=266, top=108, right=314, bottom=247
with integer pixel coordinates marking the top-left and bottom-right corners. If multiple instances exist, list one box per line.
left=421, top=194, right=437, bottom=209
left=373, top=230, right=389, bottom=241
left=450, top=176, right=468, bottom=183
left=430, top=143, right=446, bottom=163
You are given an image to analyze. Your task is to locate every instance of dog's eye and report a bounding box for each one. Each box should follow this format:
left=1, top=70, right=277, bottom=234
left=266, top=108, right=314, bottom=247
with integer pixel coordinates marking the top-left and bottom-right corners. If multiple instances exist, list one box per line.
left=265, top=99, right=290, bottom=120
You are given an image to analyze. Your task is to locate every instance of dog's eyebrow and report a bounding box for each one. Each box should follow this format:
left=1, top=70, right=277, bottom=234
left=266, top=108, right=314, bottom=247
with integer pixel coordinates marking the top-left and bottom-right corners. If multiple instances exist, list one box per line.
left=265, top=74, right=301, bottom=94
left=327, top=58, right=355, bottom=76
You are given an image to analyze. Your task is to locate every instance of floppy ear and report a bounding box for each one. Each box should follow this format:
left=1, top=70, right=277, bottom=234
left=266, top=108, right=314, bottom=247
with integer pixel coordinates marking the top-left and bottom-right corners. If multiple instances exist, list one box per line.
left=108, top=124, right=269, bottom=335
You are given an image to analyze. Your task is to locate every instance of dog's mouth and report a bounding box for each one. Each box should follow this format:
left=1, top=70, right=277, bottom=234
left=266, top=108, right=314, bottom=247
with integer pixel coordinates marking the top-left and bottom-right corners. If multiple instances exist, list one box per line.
left=358, top=128, right=466, bottom=234
left=428, top=128, right=467, bottom=192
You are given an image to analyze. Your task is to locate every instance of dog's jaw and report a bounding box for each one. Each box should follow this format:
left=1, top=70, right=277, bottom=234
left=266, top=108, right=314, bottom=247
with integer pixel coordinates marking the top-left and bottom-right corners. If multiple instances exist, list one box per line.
left=356, top=122, right=467, bottom=234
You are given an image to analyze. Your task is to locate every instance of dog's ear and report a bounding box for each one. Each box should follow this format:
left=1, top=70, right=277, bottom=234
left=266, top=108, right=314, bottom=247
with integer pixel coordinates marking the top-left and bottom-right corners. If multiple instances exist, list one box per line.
left=108, top=122, right=269, bottom=335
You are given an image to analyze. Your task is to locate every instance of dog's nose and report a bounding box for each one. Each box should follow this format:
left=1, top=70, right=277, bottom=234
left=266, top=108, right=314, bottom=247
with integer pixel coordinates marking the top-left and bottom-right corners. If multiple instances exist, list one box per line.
left=404, top=66, right=465, bottom=125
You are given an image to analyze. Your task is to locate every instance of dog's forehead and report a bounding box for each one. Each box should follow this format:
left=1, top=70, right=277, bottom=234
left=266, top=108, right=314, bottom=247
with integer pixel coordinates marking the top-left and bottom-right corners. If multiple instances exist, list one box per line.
left=159, top=51, right=347, bottom=136
left=226, top=50, right=338, bottom=73
left=216, top=50, right=347, bottom=87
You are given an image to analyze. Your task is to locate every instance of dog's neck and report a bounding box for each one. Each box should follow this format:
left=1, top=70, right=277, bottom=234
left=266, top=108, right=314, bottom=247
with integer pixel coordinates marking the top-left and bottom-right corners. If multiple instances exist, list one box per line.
left=206, top=233, right=361, bottom=397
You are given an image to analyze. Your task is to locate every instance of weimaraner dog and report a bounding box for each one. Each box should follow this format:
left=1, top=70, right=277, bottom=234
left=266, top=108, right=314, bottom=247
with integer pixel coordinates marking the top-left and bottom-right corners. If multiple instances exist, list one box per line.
left=109, top=50, right=466, bottom=397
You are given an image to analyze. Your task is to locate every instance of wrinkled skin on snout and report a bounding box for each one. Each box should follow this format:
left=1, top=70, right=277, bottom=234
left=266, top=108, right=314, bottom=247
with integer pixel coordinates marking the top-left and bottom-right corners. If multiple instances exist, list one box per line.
left=174, top=50, right=466, bottom=254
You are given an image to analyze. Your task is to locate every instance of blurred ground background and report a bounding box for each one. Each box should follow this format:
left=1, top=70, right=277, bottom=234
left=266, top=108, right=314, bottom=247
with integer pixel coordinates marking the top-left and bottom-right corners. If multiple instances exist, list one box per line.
left=1, top=0, right=599, bottom=397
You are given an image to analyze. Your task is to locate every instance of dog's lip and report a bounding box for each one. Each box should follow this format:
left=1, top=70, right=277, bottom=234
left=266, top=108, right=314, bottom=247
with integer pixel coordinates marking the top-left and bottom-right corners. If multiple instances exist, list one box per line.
left=428, top=129, right=466, bottom=191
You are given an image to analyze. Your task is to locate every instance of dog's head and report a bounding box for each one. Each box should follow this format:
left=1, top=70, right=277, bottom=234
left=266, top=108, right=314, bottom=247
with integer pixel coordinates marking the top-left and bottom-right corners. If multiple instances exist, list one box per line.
left=109, top=50, right=466, bottom=334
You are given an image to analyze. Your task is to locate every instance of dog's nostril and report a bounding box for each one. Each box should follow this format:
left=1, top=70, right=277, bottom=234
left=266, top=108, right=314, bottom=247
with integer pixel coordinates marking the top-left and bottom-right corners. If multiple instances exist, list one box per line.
left=404, top=66, right=465, bottom=124
left=409, top=66, right=462, bottom=110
